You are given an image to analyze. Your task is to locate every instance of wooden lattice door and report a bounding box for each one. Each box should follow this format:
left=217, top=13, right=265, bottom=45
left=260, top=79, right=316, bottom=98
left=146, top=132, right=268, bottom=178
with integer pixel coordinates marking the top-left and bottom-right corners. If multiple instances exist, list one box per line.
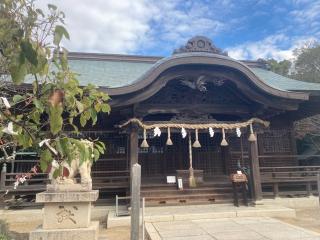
left=139, top=132, right=225, bottom=178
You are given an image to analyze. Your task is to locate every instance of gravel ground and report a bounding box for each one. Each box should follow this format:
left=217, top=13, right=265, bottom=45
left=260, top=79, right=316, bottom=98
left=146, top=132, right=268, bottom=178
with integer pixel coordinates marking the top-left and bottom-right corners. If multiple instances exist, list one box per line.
left=4, top=207, right=320, bottom=239
left=6, top=220, right=130, bottom=240
left=276, top=207, right=320, bottom=234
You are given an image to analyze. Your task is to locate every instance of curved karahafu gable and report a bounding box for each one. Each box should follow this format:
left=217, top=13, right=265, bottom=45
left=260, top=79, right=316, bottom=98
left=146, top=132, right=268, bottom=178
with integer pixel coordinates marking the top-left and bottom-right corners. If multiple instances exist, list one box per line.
left=104, top=37, right=308, bottom=109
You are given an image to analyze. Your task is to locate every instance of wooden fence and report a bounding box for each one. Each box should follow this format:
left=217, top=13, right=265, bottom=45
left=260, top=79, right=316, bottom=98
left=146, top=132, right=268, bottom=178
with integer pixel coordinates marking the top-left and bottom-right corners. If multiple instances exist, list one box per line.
left=260, top=165, right=320, bottom=197
left=0, top=164, right=130, bottom=196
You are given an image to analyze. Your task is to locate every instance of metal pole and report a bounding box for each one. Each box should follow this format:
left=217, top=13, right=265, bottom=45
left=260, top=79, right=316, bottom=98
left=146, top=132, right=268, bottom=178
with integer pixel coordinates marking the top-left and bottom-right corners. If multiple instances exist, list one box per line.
left=115, top=195, right=119, bottom=217
left=131, top=163, right=141, bottom=240
left=317, top=172, right=320, bottom=205
left=142, top=197, right=145, bottom=240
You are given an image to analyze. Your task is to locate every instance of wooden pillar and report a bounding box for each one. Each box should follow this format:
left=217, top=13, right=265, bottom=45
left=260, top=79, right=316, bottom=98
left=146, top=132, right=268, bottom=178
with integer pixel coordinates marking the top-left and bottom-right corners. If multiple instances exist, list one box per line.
left=129, top=124, right=139, bottom=194
left=248, top=134, right=263, bottom=202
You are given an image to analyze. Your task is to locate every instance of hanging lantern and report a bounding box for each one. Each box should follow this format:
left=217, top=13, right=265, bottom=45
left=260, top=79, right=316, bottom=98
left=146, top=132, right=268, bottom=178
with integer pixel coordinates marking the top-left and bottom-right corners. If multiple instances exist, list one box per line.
left=153, top=127, right=161, bottom=137
left=181, top=127, right=187, bottom=138
left=140, top=128, right=149, bottom=148
left=209, top=127, right=215, bottom=138
left=193, top=129, right=201, bottom=148
left=166, top=127, right=173, bottom=145
left=248, top=123, right=257, bottom=142
left=236, top=127, right=241, bottom=137
left=221, top=128, right=228, bottom=146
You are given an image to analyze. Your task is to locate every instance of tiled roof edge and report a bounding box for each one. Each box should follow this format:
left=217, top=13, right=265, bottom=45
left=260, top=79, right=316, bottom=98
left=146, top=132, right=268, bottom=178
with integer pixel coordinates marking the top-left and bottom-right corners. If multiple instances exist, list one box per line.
left=240, top=60, right=268, bottom=69
left=68, top=51, right=268, bottom=68
left=68, top=52, right=163, bottom=63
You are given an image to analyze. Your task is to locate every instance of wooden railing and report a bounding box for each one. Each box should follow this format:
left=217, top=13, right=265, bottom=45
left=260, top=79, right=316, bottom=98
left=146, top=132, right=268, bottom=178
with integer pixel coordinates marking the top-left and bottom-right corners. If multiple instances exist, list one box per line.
left=260, top=165, right=320, bottom=197
left=0, top=165, right=130, bottom=194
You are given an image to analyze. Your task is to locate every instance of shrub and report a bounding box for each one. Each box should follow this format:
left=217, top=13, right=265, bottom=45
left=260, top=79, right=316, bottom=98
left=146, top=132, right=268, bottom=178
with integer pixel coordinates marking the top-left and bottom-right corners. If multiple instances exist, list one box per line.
left=0, top=220, right=10, bottom=240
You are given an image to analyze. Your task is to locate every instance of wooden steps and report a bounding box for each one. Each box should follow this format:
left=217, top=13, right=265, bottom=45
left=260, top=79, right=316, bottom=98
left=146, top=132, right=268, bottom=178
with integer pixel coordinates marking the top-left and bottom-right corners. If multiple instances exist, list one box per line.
left=141, top=177, right=235, bottom=206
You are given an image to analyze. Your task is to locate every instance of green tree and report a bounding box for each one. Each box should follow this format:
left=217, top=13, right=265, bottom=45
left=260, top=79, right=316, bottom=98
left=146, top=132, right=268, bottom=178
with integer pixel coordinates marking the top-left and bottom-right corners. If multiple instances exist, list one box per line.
left=266, top=59, right=291, bottom=77
left=0, top=0, right=110, bottom=181
left=292, top=42, right=320, bottom=83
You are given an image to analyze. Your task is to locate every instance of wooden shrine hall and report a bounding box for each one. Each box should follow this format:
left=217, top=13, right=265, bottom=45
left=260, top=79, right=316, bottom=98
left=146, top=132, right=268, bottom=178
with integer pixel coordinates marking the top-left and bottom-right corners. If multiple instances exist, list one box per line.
left=2, top=36, right=320, bottom=206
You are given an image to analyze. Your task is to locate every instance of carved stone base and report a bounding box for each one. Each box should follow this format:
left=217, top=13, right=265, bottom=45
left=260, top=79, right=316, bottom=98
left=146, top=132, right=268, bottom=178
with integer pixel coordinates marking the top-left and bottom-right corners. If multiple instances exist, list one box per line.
left=47, top=182, right=92, bottom=192
left=36, top=190, right=98, bottom=203
left=29, top=186, right=100, bottom=240
left=29, top=221, right=99, bottom=240
left=43, top=202, right=91, bottom=229
left=35, top=190, right=98, bottom=229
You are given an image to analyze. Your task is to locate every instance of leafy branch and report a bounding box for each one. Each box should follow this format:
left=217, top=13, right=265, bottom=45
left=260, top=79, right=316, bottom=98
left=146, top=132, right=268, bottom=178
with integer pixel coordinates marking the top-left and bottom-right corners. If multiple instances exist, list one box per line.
left=0, top=0, right=110, bottom=177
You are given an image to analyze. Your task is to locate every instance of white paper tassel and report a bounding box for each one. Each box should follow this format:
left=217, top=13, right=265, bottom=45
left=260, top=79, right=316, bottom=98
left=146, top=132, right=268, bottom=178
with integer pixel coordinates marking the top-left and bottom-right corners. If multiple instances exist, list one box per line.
left=51, top=159, right=60, bottom=169
left=248, top=123, right=257, bottom=142
left=2, top=122, right=18, bottom=136
left=141, top=128, right=149, bottom=148
left=181, top=127, right=187, bottom=138
left=166, top=127, right=173, bottom=145
left=193, top=129, right=201, bottom=148
left=236, top=127, right=241, bottom=137
left=153, top=127, right=161, bottom=137
left=209, top=127, right=215, bottom=138
left=0, top=97, right=11, bottom=109
left=39, top=139, right=58, bottom=155
left=221, top=128, right=228, bottom=146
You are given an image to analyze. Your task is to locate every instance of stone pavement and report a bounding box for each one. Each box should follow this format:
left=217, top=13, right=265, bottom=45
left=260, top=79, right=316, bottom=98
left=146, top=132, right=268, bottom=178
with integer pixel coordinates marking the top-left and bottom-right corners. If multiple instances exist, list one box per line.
left=145, top=217, right=320, bottom=240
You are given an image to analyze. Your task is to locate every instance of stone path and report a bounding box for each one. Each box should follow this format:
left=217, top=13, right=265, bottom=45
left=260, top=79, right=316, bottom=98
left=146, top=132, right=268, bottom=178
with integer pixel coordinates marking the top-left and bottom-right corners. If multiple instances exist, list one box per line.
left=146, top=217, right=320, bottom=240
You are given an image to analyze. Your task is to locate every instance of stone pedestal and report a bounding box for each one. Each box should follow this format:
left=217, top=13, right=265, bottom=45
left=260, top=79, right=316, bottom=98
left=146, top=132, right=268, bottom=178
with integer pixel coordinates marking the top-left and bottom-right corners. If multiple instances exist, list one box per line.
left=29, top=184, right=99, bottom=240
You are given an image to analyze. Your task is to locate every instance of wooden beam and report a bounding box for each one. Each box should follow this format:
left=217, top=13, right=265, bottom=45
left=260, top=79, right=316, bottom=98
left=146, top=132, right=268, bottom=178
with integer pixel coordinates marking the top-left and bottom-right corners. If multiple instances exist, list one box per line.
left=135, top=103, right=251, bottom=116
left=248, top=135, right=263, bottom=202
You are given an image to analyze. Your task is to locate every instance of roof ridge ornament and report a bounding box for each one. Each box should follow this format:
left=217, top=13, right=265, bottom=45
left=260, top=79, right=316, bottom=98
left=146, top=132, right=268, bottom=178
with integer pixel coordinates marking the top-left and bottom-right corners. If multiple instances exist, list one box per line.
left=173, top=36, right=228, bottom=56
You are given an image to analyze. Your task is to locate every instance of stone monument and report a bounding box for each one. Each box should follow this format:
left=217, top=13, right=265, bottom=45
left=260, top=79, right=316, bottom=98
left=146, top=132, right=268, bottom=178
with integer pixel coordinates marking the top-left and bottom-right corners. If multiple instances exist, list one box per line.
left=30, top=143, right=100, bottom=240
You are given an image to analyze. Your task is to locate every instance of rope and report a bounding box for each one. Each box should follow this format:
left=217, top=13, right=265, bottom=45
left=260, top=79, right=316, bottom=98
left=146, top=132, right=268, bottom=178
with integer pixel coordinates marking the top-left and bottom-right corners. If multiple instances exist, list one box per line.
left=118, top=117, right=270, bottom=130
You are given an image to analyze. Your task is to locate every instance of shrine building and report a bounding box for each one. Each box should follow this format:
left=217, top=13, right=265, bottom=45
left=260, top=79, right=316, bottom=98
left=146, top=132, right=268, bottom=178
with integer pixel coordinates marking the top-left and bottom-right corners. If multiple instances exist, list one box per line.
left=3, top=36, right=320, bottom=205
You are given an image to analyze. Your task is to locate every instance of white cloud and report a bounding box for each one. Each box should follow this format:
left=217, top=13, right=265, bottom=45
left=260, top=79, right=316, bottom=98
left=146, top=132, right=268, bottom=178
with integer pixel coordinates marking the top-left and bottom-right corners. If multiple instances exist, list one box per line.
left=290, top=1, right=320, bottom=23
left=143, top=1, right=225, bottom=53
left=36, top=0, right=226, bottom=55
left=227, top=34, right=317, bottom=60
left=290, top=0, right=320, bottom=37
left=37, top=0, right=155, bottom=53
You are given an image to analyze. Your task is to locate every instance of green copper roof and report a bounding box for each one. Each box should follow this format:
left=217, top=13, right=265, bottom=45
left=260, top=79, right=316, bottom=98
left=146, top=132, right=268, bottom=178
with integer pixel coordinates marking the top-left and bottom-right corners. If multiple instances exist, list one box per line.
left=68, top=58, right=320, bottom=92
left=250, top=67, right=320, bottom=91
left=69, top=59, right=153, bottom=88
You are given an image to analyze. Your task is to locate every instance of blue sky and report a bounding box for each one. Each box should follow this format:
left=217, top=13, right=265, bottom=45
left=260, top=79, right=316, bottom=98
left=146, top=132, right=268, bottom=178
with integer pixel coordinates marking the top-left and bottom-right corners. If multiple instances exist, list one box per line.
left=38, top=0, right=320, bottom=60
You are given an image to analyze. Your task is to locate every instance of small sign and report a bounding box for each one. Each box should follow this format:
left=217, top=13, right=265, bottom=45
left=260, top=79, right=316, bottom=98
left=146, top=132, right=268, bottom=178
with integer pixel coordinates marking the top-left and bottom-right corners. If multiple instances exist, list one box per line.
left=177, top=178, right=183, bottom=190
left=166, top=176, right=176, bottom=184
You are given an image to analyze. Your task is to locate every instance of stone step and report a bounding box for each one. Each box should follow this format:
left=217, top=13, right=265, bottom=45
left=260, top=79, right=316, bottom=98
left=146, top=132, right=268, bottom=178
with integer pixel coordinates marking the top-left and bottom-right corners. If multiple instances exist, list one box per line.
left=144, top=192, right=234, bottom=202
left=145, top=194, right=233, bottom=206
left=141, top=187, right=233, bottom=196
left=141, top=182, right=232, bottom=190
left=145, top=199, right=234, bottom=207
